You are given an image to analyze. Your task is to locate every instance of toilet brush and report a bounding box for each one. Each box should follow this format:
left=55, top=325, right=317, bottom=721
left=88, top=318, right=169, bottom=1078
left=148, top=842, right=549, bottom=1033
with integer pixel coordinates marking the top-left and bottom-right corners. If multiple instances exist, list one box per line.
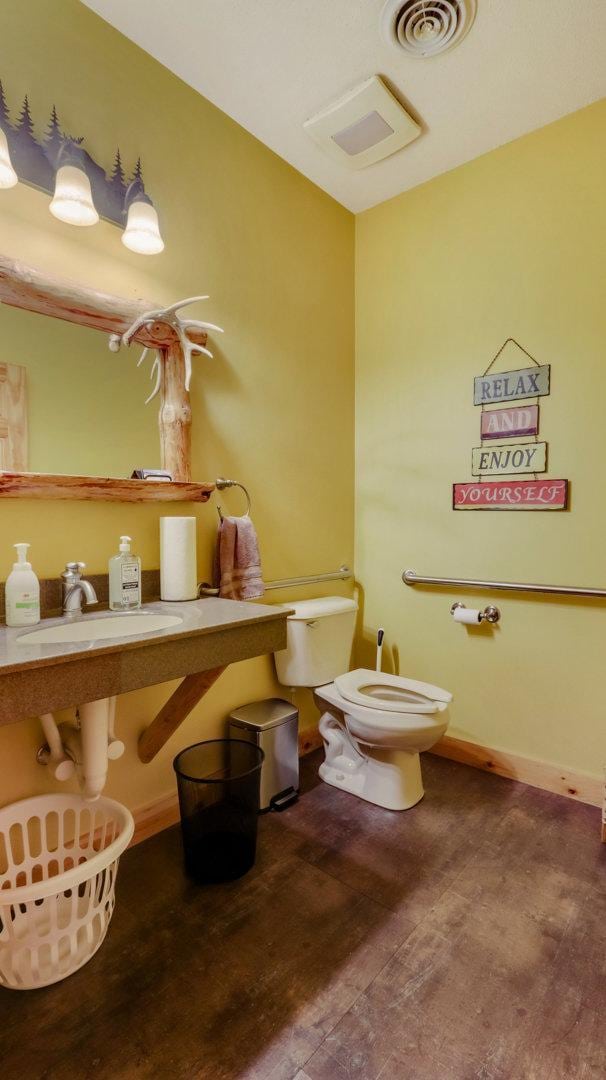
left=376, top=628, right=384, bottom=672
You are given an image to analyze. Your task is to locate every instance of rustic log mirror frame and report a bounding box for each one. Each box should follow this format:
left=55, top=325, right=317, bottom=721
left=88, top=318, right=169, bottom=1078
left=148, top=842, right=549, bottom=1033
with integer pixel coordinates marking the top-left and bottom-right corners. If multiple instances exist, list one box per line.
left=0, top=254, right=215, bottom=502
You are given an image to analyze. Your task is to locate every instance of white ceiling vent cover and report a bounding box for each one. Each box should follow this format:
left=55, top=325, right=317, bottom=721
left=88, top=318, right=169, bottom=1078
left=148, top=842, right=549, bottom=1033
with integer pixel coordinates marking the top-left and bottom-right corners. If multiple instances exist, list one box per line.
left=303, top=76, right=421, bottom=170
left=381, top=0, right=477, bottom=58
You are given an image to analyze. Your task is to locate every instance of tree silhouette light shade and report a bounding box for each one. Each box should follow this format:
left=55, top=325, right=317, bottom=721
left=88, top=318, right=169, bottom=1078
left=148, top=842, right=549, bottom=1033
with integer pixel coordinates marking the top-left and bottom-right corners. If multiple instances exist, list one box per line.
left=121, top=194, right=164, bottom=255
left=0, top=128, right=17, bottom=188
left=0, top=81, right=163, bottom=249
left=50, top=162, right=99, bottom=226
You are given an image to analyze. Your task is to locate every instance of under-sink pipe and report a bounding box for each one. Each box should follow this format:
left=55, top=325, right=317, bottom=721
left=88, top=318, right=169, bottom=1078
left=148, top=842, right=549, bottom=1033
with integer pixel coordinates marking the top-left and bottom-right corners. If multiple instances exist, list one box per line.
left=38, top=713, right=75, bottom=782
left=60, top=698, right=117, bottom=801
left=38, top=697, right=124, bottom=799
left=78, top=698, right=112, bottom=801
left=107, top=696, right=125, bottom=761
left=40, top=711, right=64, bottom=761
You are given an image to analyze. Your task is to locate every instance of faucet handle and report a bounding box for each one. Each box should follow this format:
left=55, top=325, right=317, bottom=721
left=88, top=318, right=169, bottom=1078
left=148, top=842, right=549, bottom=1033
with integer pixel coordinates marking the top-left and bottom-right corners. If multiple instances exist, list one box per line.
left=62, top=561, right=86, bottom=581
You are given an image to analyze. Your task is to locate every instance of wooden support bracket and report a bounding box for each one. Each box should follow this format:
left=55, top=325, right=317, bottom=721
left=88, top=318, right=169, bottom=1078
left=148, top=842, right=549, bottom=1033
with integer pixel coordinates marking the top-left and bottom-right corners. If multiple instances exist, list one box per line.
left=138, top=666, right=227, bottom=763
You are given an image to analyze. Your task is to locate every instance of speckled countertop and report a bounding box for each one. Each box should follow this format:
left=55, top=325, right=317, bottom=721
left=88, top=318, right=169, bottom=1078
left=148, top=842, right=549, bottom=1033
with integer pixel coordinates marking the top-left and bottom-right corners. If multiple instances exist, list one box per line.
left=0, top=598, right=290, bottom=676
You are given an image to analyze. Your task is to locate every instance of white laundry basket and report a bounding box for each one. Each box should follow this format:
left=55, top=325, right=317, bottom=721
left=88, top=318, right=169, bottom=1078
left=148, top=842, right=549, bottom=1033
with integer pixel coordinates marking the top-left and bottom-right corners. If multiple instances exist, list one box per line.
left=0, top=793, right=134, bottom=990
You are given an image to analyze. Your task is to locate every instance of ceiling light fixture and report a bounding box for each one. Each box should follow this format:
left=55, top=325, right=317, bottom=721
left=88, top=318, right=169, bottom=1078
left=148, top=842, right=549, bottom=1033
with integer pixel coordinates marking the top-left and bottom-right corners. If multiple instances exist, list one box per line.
left=0, top=78, right=164, bottom=253
left=304, top=76, right=421, bottom=169
left=0, top=126, right=17, bottom=189
left=122, top=181, right=164, bottom=255
left=49, top=141, right=99, bottom=227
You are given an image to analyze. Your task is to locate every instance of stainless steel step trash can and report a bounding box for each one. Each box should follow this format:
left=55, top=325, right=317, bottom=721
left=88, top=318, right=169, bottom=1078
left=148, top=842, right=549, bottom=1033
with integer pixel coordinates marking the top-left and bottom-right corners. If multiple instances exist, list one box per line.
left=228, top=698, right=299, bottom=812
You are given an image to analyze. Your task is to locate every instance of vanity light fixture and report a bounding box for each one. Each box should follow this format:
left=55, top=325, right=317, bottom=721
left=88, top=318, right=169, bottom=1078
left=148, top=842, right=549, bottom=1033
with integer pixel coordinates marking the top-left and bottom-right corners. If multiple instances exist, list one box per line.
left=0, top=78, right=164, bottom=253
left=49, top=140, right=99, bottom=227
left=0, top=126, right=17, bottom=188
left=122, top=177, right=164, bottom=255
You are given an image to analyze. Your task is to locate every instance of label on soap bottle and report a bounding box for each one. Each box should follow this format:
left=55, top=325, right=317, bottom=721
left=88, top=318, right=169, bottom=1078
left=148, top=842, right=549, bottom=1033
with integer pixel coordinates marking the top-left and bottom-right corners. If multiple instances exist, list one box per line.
left=121, top=564, right=140, bottom=597
left=8, top=592, right=40, bottom=624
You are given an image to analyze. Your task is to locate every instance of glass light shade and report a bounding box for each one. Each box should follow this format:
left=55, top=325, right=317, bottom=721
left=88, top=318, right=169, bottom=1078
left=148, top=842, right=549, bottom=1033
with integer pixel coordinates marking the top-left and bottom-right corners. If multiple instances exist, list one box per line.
left=49, top=164, right=99, bottom=226
left=121, top=199, right=164, bottom=254
left=0, top=127, right=18, bottom=189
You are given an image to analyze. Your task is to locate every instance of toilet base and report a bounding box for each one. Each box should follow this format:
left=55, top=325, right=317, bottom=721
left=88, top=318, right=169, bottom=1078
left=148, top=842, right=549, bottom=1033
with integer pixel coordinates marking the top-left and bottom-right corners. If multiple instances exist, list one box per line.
left=318, top=710, right=424, bottom=811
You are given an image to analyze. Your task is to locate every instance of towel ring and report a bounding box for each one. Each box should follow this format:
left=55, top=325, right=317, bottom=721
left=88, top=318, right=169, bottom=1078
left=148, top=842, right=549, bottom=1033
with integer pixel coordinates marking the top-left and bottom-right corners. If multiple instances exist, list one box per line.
left=215, top=477, right=252, bottom=521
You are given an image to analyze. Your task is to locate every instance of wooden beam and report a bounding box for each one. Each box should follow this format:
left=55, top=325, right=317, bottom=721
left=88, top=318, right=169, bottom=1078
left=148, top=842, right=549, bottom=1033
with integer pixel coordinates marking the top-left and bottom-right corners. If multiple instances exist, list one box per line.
left=138, top=667, right=227, bottom=763
left=0, top=362, right=28, bottom=471
left=0, top=254, right=207, bottom=350
left=0, top=471, right=214, bottom=502
left=159, top=341, right=191, bottom=482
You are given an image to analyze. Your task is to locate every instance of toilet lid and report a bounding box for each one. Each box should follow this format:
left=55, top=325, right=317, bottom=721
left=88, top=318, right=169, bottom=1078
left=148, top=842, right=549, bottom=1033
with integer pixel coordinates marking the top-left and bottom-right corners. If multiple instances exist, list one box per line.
left=334, top=669, right=452, bottom=714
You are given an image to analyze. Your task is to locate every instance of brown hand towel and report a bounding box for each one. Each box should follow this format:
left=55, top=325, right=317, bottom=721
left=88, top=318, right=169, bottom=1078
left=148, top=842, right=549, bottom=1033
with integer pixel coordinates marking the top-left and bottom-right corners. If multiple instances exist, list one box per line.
left=213, top=515, right=265, bottom=600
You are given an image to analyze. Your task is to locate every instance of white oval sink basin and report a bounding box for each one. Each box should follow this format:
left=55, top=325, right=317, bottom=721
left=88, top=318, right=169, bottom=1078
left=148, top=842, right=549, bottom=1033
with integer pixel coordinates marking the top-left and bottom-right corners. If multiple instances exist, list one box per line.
left=18, top=613, right=183, bottom=646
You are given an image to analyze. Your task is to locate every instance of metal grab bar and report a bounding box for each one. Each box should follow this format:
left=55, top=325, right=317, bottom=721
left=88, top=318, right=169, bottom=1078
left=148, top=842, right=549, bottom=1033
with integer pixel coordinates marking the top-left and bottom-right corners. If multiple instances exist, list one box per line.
left=199, top=565, right=352, bottom=597
left=265, top=565, right=351, bottom=592
left=402, top=568, right=606, bottom=599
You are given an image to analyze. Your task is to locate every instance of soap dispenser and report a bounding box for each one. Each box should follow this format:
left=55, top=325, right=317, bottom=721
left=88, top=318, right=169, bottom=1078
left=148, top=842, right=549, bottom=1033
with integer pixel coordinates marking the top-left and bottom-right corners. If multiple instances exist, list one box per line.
left=109, top=535, right=141, bottom=611
left=5, top=543, right=41, bottom=627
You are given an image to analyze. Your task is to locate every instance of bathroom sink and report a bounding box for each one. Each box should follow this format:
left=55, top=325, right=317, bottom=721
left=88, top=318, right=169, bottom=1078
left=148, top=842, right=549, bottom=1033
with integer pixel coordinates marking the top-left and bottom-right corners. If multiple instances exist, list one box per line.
left=17, top=613, right=183, bottom=646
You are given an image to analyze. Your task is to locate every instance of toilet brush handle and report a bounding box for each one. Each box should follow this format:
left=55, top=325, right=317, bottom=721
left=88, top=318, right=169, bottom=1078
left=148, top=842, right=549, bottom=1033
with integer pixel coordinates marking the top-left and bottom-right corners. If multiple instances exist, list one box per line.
left=376, top=628, right=384, bottom=673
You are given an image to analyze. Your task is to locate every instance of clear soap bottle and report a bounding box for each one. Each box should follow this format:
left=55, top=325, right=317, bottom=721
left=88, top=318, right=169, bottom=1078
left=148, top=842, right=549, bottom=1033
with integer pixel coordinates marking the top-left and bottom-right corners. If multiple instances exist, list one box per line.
left=109, top=535, right=141, bottom=611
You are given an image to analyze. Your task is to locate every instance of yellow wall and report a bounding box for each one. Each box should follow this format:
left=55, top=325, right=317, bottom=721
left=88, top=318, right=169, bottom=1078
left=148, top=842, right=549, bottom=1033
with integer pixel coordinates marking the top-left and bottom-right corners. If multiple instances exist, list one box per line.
left=2, top=1, right=602, bottom=813
left=355, top=99, right=606, bottom=781
left=0, top=1, right=354, bottom=809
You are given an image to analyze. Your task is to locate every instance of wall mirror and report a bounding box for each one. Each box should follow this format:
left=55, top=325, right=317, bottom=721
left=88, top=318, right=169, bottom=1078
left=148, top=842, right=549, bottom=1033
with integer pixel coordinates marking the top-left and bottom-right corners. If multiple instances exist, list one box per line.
left=0, top=254, right=216, bottom=502
left=1, top=303, right=159, bottom=476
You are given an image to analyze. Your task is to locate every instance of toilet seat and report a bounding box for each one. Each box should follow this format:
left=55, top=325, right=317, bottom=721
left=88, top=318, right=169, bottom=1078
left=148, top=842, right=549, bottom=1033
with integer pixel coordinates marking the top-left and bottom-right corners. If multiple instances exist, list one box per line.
left=315, top=677, right=451, bottom=756
left=334, top=669, right=452, bottom=715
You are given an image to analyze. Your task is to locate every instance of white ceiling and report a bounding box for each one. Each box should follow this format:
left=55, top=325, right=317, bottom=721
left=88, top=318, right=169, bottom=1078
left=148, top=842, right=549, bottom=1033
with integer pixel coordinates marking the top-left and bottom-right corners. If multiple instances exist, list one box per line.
left=82, top=0, right=606, bottom=213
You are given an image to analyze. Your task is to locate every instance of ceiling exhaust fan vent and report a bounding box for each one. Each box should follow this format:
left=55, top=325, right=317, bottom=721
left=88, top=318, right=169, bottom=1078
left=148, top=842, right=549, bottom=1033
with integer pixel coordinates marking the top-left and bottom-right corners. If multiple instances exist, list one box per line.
left=381, top=0, right=477, bottom=58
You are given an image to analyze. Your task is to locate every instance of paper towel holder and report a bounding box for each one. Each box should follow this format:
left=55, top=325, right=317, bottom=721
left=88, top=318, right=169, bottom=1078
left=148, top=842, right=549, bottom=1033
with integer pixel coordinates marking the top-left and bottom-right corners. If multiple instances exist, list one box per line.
left=450, top=602, right=501, bottom=624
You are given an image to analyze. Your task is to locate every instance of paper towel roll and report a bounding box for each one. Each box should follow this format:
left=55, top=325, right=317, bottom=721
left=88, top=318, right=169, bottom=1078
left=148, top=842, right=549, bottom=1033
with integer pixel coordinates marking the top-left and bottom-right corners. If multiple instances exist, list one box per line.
left=160, top=516, right=197, bottom=601
left=452, top=606, right=482, bottom=625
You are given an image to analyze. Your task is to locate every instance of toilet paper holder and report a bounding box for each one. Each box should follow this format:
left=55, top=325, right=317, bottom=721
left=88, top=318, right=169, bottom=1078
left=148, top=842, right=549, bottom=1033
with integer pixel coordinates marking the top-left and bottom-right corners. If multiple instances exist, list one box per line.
left=450, top=602, right=501, bottom=624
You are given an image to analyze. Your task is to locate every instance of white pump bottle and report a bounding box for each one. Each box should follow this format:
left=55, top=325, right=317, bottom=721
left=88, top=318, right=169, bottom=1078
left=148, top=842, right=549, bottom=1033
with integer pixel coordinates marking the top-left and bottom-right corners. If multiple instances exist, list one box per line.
left=5, top=543, right=41, bottom=627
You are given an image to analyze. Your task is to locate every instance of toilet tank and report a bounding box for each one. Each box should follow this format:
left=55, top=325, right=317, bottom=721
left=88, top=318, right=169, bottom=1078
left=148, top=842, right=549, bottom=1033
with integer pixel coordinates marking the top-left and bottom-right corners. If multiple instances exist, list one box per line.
left=274, top=596, right=358, bottom=687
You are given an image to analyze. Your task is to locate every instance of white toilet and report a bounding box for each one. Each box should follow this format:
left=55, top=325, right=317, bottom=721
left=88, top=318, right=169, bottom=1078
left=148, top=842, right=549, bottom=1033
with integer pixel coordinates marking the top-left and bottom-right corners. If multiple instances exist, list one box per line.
left=274, top=596, right=452, bottom=811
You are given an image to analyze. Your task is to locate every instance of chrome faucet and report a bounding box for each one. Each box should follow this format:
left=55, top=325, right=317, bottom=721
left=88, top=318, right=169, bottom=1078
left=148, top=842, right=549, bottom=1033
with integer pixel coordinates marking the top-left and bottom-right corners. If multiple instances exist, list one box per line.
left=62, top=562, right=98, bottom=619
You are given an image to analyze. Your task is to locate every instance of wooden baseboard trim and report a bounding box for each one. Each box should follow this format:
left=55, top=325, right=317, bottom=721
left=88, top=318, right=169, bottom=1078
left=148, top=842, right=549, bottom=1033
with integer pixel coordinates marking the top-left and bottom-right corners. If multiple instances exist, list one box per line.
left=129, top=728, right=601, bottom=850
left=298, top=724, right=602, bottom=809
left=431, top=734, right=602, bottom=808
left=131, top=792, right=180, bottom=847
left=129, top=731, right=325, bottom=848
left=298, top=728, right=324, bottom=756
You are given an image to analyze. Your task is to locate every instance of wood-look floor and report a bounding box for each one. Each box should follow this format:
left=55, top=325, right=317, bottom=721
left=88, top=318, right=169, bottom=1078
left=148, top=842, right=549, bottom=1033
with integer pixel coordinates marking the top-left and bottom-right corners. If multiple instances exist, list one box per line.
left=2, top=751, right=605, bottom=1080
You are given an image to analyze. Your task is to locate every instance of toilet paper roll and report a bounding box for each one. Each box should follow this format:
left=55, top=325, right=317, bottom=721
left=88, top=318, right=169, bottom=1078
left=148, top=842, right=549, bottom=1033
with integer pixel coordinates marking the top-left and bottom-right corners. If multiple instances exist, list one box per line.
left=160, top=516, right=197, bottom=601
left=452, top=606, right=482, bottom=625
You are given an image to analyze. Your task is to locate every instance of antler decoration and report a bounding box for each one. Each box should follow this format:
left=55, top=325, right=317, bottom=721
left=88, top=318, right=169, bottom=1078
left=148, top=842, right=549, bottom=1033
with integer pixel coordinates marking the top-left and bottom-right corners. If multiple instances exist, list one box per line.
left=108, top=296, right=223, bottom=404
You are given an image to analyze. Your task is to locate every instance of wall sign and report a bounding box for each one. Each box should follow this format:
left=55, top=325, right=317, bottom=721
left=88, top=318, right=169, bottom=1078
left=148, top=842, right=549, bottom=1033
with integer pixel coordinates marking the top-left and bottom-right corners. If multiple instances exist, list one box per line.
left=454, top=480, right=568, bottom=511
left=480, top=404, right=539, bottom=440
left=453, top=338, right=569, bottom=511
left=473, top=365, right=550, bottom=405
left=471, top=441, right=547, bottom=477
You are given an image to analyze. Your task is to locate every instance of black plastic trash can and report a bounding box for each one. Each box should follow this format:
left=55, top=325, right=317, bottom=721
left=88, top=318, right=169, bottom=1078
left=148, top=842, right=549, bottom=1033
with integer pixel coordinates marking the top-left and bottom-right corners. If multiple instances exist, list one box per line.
left=173, top=739, right=264, bottom=883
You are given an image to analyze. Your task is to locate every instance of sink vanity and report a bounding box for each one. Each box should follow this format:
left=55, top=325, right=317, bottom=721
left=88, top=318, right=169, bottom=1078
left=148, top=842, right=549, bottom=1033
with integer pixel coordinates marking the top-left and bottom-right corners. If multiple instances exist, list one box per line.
left=0, top=598, right=288, bottom=727
left=1, top=598, right=289, bottom=799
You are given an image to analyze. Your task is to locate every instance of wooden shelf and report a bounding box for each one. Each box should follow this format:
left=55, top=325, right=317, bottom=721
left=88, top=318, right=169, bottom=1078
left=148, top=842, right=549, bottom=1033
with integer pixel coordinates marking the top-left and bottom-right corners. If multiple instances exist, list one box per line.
left=0, top=472, right=215, bottom=502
